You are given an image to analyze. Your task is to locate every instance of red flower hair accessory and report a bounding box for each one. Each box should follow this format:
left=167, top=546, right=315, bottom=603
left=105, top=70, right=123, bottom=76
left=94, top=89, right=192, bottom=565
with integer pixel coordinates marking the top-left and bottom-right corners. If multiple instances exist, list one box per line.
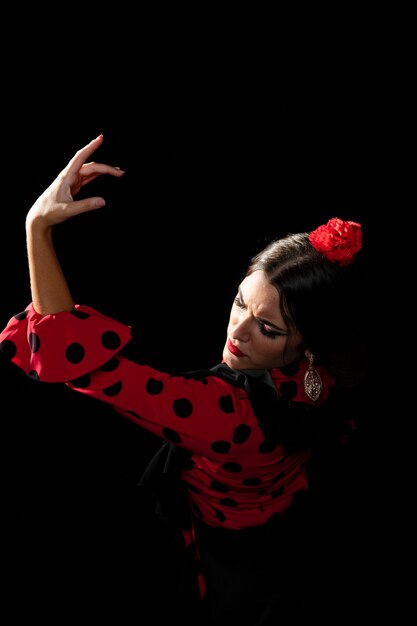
left=308, top=217, right=362, bottom=266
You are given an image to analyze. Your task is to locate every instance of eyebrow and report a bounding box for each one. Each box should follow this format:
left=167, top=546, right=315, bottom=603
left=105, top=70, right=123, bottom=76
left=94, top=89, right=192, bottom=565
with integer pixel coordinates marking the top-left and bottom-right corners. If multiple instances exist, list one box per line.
left=238, top=287, right=288, bottom=333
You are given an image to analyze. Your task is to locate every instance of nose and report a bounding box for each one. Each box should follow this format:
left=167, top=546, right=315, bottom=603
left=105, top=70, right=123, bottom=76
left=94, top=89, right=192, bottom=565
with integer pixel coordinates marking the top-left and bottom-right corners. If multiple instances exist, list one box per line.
left=230, top=316, right=251, bottom=343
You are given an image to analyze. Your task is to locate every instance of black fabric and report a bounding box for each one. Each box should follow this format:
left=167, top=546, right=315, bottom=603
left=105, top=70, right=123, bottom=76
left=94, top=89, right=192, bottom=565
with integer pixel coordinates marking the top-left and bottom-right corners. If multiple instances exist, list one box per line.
left=137, top=364, right=360, bottom=624
left=195, top=514, right=310, bottom=625
left=155, top=510, right=317, bottom=625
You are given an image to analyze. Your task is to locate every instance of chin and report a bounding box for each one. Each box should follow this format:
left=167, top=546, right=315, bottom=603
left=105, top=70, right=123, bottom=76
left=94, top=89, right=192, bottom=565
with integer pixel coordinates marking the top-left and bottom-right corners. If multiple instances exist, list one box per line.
left=222, top=354, right=234, bottom=369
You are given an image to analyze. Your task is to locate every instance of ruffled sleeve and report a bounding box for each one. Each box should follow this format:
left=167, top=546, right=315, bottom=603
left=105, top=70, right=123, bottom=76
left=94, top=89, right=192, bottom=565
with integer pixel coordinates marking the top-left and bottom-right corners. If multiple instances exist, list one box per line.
left=0, top=303, right=132, bottom=383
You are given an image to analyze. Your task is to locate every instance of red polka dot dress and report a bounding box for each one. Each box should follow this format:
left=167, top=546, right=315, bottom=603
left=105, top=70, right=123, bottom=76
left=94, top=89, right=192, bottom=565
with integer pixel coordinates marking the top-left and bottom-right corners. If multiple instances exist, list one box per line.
left=0, top=302, right=353, bottom=620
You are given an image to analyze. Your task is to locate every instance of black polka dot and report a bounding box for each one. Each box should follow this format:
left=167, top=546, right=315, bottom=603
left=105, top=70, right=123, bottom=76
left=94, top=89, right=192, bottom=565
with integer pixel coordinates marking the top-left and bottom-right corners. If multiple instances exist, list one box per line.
left=71, top=309, right=90, bottom=319
left=233, top=424, right=251, bottom=444
left=101, top=331, right=121, bottom=350
left=211, top=440, right=231, bottom=454
left=100, top=358, right=120, bottom=372
left=222, top=461, right=242, bottom=473
left=279, top=380, right=298, bottom=399
left=146, top=378, right=164, bottom=395
left=280, top=362, right=300, bottom=376
left=173, top=398, right=193, bottom=418
left=242, top=477, right=261, bottom=486
left=162, top=428, right=182, bottom=444
left=0, top=340, right=16, bottom=360
left=66, top=343, right=85, bottom=364
left=214, top=509, right=227, bottom=522
left=219, top=497, right=238, bottom=508
left=219, top=394, right=234, bottom=413
left=15, top=311, right=28, bottom=320
left=103, top=381, right=122, bottom=396
left=71, top=374, right=91, bottom=388
left=29, top=332, right=40, bottom=353
left=211, top=480, right=229, bottom=493
left=27, top=370, right=40, bottom=381
left=259, top=439, right=279, bottom=454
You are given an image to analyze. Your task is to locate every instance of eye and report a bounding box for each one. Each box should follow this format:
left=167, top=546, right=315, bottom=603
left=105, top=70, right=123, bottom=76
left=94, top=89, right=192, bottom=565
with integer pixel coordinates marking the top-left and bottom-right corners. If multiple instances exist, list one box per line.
left=234, top=296, right=245, bottom=309
left=258, top=323, right=285, bottom=339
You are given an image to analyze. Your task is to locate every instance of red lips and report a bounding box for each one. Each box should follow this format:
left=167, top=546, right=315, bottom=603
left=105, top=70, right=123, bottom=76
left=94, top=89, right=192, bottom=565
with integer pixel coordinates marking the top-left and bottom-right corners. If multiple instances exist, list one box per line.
left=227, top=339, right=247, bottom=357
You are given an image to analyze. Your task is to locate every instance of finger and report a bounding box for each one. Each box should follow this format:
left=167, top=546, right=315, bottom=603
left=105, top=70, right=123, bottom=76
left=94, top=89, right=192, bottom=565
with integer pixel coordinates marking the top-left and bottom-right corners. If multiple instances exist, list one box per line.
left=64, top=196, right=106, bottom=218
left=64, top=135, right=105, bottom=175
left=79, top=161, right=125, bottom=180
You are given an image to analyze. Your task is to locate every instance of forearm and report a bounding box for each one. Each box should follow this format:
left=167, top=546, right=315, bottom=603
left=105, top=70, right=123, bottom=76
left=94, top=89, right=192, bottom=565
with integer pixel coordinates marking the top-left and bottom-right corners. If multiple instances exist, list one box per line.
left=26, top=215, right=74, bottom=315
left=21, top=135, right=124, bottom=316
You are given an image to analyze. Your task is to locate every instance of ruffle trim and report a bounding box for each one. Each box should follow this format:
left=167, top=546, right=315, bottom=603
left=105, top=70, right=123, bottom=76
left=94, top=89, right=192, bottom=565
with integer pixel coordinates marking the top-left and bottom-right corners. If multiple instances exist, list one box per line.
left=0, top=303, right=132, bottom=382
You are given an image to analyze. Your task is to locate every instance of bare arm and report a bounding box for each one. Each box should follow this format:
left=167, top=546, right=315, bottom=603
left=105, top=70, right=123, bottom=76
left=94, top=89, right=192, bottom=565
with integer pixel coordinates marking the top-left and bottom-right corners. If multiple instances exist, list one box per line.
left=25, top=135, right=125, bottom=315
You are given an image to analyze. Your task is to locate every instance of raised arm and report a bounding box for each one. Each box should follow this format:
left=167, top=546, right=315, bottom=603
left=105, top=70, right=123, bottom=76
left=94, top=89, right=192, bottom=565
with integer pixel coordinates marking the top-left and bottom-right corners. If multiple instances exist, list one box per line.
left=25, top=135, right=125, bottom=315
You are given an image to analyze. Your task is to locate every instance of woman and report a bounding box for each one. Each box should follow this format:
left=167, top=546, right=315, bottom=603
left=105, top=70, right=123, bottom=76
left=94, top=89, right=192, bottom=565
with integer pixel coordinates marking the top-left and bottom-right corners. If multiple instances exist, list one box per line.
left=0, top=135, right=367, bottom=623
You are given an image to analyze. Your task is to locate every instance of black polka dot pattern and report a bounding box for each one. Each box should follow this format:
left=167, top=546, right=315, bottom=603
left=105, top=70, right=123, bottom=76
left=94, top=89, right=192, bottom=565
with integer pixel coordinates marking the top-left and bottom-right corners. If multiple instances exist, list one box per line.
left=218, top=394, right=234, bottom=413
left=100, top=358, right=120, bottom=372
left=66, top=343, right=85, bottom=364
left=29, top=333, right=40, bottom=353
left=222, top=461, right=242, bottom=473
left=173, top=398, right=193, bottom=418
left=214, top=509, right=227, bottom=522
left=211, top=441, right=232, bottom=454
left=101, top=331, right=122, bottom=350
left=146, top=378, right=164, bottom=395
left=0, top=303, right=328, bottom=536
left=70, top=309, right=90, bottom=319
left=15, top=311, right=28, bottom=321
left=219, top=497, right=238, bottom=508
left=71, top=374, right=91, bottom=388
left=232, top=424, right=251, bottom=444
left=242, top=477, right=261, bottom=486
left=0, top=340, right=17, bottom=360
left=211, top=480, right=229, bottom=493
left=103, top=381, right=123, bottom=397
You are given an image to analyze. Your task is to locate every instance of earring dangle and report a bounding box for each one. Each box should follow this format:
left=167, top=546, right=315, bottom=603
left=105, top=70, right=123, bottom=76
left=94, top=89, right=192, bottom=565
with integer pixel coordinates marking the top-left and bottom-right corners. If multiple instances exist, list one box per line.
left=303, top=353, right=323, bottom=401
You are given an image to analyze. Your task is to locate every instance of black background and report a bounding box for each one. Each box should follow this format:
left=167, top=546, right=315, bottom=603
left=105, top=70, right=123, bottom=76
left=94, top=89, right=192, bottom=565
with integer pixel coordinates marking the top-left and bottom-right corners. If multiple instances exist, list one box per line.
left=0, top=86, right=404, bottom=619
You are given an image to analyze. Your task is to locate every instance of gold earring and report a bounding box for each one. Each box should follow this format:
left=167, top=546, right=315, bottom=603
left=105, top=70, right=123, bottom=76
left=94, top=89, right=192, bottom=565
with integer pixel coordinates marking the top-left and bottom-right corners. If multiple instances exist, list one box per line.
left=303, top=353, right=323, bottom=401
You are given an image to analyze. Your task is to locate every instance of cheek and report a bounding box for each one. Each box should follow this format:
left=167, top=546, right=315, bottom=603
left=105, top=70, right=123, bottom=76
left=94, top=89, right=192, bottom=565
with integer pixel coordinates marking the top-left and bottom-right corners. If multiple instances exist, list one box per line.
left=253, top=336, right=284, bottom=360
left=227, top=309, right=239, bottom=329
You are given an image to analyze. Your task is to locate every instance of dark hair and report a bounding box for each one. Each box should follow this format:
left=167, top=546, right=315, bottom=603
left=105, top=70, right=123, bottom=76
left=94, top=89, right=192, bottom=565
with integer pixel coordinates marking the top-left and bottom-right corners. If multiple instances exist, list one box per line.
left=247, top=232, right=368, bottom=387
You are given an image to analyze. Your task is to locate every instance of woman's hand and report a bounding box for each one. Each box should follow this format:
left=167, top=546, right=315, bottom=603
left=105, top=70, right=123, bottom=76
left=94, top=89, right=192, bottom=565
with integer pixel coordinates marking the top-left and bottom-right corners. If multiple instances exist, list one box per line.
left=25, top=134, right=125, bottom=314
left=26, top=134, right=125, bottom=229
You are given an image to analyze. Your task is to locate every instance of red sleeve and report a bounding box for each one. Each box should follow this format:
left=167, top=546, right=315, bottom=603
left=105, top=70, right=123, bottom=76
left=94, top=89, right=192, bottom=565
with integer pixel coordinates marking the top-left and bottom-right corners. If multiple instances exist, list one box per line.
left=0, top=303, right=259, bottom=457
left=0, top=303, right=132, bottom=382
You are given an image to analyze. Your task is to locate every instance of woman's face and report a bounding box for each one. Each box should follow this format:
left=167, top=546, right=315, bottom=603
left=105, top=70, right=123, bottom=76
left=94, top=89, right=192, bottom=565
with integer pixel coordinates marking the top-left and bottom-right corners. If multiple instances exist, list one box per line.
left=222, top=270, right=303, bottom=370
